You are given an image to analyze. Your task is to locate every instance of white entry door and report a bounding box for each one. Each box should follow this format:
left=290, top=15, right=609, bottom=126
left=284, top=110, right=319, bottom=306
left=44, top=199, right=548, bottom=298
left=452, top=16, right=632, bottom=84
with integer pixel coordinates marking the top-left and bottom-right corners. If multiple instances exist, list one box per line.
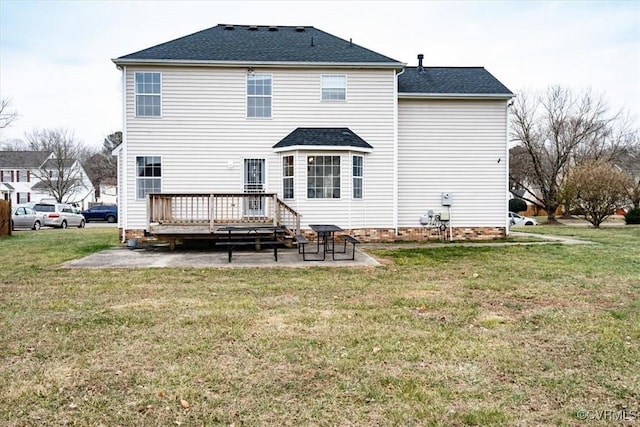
left=243, top=158, right=266, bottom=217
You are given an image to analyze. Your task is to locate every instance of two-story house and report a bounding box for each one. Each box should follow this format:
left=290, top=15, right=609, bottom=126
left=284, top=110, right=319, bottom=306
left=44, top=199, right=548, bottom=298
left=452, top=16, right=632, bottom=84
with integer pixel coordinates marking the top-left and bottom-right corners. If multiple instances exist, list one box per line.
left=112, top=24, right=513, bottom=243
left=0, top=151, right=95, bottom=207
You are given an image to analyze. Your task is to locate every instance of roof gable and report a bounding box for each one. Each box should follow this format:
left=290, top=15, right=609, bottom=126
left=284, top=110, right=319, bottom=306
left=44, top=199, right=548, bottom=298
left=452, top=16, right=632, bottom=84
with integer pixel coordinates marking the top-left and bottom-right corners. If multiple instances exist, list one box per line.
left=115, top=24, right=402, bottom=66
left=398, top=67, right=513, bottom=96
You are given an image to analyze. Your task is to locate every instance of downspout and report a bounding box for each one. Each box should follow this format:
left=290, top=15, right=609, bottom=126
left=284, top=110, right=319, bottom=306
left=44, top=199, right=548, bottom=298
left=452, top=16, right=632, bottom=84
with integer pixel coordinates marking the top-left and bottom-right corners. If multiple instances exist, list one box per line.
left=505, top=98, right=512, bottom=236
left=121, top=65, right=128, bottom=244
left=393, top=67, right=405, bottom=237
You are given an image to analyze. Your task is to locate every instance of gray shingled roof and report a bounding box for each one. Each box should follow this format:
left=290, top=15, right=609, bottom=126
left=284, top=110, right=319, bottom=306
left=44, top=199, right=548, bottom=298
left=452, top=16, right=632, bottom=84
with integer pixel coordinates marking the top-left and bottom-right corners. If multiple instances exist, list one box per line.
left=115, top=24, right=402, bottom=65
left=273, top=128, right=373, bottom=150
left=398, top=67, right=513, bottom=95
left=0, top=151, right=51, bottom=168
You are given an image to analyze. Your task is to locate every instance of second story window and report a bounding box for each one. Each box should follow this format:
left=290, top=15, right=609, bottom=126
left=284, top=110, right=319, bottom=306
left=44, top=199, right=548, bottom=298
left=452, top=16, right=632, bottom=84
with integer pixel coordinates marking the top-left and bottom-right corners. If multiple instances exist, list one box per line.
left=321, top=75, right=346, bottom=101
left=247, top=74, right=272, bottom=118
left=135, top=72, right=161, bottom=117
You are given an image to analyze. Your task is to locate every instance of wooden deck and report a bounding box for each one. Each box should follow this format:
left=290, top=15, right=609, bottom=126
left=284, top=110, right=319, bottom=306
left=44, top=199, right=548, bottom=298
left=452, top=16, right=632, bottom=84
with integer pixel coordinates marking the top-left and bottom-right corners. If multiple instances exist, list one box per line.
left=146, top=193, right=301, bottom=249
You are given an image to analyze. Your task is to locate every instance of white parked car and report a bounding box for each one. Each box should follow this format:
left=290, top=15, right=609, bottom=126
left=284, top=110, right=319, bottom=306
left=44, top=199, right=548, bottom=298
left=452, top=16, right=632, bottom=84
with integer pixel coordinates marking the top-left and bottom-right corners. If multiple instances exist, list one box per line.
left=509, top=211, right=538, bottom=226
left=33, top=203, right=86, bottom=229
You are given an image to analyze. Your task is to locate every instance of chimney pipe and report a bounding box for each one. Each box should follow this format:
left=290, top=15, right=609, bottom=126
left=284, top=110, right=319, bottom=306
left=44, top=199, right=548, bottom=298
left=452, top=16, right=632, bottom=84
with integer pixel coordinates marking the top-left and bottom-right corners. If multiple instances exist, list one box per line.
left=417, top=53, right=425, bottom=73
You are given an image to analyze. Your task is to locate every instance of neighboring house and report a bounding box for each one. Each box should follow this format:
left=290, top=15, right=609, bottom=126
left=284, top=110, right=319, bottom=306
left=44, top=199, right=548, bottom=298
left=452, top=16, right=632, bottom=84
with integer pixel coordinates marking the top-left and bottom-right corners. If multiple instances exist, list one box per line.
left=97, top=178, right=118, bottom=205
left=112, top=24, right=513, bottom=242
left=0, top=151, right=95, bottom=207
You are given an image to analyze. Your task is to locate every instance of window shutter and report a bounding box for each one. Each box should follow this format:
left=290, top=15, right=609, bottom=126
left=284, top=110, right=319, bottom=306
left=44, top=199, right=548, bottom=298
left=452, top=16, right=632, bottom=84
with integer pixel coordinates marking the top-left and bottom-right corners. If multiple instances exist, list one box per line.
left=27, top=193, right=31, bottom=202
left=0, top=171, right=3, bottom=182
left=16, top=192, right=20, bottom=203
left=16, top=171, right=20, bottom=182
left=11, top=171, right=15, bottom=182
left=27, top=171, right=31, bottom=182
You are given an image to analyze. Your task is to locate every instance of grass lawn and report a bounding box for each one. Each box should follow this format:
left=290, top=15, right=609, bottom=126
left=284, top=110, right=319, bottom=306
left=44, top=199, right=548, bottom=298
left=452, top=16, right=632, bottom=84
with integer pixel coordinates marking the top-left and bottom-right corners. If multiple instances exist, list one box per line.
left=0, top=227, right=638, bottom=426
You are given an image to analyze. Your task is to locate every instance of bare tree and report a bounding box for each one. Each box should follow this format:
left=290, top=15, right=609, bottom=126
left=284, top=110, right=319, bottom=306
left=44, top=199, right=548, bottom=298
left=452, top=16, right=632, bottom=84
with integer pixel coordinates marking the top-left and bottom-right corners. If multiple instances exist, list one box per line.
left=83, top=131, right=120, bottom=195
left=562, top=160, right=631, bottom=228
left=0, top=97, right=18, bottom=129
left=27, top=129, right=89, bottom=203
left=509, top=86, right=628, bottom=222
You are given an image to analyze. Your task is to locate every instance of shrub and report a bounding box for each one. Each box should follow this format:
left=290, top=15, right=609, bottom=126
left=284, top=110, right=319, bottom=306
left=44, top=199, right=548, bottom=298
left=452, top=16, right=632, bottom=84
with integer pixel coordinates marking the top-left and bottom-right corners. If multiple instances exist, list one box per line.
left=509, top=198, right=527, bottom=213
left=625, top=208, right=640, bottom=225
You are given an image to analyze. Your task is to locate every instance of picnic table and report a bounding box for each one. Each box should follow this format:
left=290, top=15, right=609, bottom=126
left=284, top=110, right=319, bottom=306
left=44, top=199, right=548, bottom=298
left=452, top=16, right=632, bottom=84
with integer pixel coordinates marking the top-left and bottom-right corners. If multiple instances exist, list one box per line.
left=217, top=225, right=284, bottom=262
left=296, top=224, right=359, bottom=261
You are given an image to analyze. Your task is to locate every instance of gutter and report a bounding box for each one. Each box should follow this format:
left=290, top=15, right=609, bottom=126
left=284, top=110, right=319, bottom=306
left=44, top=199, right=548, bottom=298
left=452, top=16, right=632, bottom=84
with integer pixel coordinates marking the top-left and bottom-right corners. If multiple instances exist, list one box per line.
left=112, top=58, right=406, bottom=70
left=398, top=92, right=514, bottom=100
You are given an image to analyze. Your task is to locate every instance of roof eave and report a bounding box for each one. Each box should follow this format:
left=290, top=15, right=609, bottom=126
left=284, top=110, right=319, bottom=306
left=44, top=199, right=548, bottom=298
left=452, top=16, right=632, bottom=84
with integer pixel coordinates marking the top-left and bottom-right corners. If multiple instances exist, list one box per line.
left=112, top=58, right=405, bottom=70
left=273, top=145, right=373, bottom=153
left=398, top=92, right=514, bottom=100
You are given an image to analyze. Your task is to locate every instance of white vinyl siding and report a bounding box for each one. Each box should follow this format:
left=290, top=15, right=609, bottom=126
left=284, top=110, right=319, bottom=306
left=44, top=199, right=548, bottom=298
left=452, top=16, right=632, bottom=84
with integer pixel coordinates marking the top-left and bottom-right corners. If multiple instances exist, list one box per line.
left=397, top=99, right=509, bottom=228
left=123, top=66, right=396, bottom=230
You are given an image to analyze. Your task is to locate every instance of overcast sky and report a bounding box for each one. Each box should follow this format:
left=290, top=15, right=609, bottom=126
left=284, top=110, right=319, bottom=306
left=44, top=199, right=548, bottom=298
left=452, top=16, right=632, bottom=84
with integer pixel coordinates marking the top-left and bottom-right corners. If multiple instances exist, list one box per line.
left=1, top=0, right=638, bottom=149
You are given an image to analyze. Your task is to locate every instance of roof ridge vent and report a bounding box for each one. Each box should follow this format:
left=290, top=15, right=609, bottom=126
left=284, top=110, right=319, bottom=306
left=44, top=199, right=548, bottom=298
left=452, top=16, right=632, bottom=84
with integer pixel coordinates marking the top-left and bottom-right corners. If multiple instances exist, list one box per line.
left=417, top=53, right=425, bottom=73
left=295, top=26, right=305, bottom=32
left=224, top=25, right=234, bottom=30
left=268, top=26, right=278, bottom=32
left=249, top=25, right=258, bottom=31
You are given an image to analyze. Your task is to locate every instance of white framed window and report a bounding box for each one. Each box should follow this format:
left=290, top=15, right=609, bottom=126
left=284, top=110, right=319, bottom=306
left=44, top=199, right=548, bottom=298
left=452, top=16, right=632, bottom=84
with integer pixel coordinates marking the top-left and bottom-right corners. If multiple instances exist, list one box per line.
left=321, top=75, right=346, bottom=101
left=282, top=155, right=294, bottom=199
left=135, top=72, right=161, bottom=117
left=247, top=74, right=272, bottom=118
left=307, top=155, right=340, bottom=199
left=352, top=155, right=363, bottom=199
left=136, top=156, right=161, bottom=199
left=18, top=192, right=29, bottom=204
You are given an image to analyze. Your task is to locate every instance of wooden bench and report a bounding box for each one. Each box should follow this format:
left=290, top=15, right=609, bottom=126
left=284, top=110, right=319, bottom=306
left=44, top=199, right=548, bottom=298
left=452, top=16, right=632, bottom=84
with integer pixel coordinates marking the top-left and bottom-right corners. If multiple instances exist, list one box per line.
left=332, top=234, right=359, bottom=261
left=295, top=234, right=325, bottom=261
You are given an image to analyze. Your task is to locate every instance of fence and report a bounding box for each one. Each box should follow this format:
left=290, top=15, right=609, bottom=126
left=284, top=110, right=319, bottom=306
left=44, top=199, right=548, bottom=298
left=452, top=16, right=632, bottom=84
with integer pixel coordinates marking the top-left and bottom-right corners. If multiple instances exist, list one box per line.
left=0, top=200, right=11, bottom=237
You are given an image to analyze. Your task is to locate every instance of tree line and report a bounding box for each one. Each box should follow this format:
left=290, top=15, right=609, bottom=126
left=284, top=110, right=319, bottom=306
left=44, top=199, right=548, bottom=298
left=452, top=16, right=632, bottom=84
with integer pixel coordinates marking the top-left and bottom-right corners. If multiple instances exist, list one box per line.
left=509, top=86, right=639, bottom=227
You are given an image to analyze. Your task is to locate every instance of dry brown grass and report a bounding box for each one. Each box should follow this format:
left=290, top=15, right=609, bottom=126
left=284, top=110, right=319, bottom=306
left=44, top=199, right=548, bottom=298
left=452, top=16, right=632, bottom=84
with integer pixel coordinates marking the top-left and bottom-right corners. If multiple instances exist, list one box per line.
left=0, top=226, right=638, bottom=425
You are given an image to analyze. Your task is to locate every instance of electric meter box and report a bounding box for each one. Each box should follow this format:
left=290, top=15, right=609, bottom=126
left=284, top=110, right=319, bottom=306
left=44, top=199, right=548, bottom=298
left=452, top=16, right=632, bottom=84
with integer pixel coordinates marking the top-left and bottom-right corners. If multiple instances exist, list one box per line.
left=441, top=192, right=453, bottom=206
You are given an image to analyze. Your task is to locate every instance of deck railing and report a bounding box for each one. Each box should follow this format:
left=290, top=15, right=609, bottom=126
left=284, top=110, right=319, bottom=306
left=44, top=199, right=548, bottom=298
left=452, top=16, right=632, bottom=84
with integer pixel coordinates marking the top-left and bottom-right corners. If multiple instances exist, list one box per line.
left=147, top=193, right=301, bottom=235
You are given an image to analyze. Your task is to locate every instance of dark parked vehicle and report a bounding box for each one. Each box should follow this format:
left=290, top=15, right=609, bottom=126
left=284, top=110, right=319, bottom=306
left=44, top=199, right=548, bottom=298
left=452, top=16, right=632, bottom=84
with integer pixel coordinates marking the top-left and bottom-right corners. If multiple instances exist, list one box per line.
left=81, top=205, right=118, bottom=223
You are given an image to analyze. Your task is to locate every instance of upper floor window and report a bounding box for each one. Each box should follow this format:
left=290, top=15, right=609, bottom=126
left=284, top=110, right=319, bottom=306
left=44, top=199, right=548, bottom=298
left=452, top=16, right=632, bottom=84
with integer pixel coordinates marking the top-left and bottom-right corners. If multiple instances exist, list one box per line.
left=136, top=156, right=161, bottom=199
left=247, top=74, right=272, bottom=118
left=352, top=155, right=363, bottom=199
left=321, top=75, right=346, bottom=101
left=135, top=72, right=161, bottom=117
left=282, top=155, right=294, bottom=199
left=307, top=155, right=340, bottom=199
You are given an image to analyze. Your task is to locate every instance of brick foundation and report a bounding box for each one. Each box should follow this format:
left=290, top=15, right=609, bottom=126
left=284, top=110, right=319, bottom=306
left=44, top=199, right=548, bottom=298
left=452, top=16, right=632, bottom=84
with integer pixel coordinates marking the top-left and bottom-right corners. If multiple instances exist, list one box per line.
left=121, top=226, right=506, bottom=245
